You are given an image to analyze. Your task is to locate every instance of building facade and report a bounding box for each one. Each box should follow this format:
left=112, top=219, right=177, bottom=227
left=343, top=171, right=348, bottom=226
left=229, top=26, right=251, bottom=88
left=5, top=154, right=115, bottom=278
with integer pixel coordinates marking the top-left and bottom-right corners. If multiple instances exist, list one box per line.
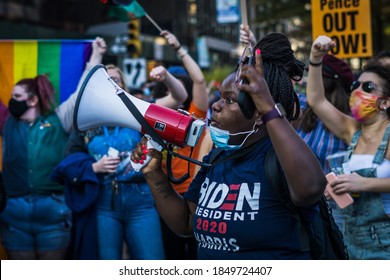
left=0, top=0, right=245, bottom=67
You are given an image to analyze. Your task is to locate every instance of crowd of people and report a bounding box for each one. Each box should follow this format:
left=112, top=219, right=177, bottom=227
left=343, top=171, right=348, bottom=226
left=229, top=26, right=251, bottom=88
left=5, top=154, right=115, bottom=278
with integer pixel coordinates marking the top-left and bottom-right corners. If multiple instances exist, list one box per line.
left=0, top=24, right=389, bottom=260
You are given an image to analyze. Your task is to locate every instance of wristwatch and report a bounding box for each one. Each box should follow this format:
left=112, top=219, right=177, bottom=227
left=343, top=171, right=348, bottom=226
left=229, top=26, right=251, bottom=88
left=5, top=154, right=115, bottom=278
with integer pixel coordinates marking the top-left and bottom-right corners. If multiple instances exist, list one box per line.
left=262, top=103, right=286, bottom=124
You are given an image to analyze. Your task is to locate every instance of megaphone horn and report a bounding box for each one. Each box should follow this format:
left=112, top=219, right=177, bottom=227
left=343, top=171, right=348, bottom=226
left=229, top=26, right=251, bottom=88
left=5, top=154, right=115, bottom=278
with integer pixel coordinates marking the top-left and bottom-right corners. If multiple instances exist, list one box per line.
left=73, top=64, right=204, bottom=148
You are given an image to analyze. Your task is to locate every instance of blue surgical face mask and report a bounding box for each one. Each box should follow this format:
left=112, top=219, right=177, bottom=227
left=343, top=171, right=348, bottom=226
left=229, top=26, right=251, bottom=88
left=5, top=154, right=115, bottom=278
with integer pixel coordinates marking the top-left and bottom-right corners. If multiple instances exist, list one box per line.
left=143, top=87, right=151, bottom=96
left=209, top=124, right=257, bottom=150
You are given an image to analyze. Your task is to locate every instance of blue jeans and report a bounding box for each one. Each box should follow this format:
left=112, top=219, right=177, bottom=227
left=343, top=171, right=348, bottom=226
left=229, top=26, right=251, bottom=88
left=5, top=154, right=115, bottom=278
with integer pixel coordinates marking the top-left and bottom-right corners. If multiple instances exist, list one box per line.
left=0, top=194, right=71, bottom=251
left=328, top=200, right=344, bottom=231
left=96, top=181, right=165, bottom=260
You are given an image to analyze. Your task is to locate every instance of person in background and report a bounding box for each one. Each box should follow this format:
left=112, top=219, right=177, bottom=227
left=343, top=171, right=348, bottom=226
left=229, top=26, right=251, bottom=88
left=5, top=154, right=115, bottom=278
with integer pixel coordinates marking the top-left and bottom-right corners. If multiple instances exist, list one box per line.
left=140, top=80, right=156, bottom=101
left=159, top=30, right=209, bottom=184
left=0, top=37, right=106, bottom=259
left=239, top=24, right=257, bottom=47
left=296, top=54, right=354, bottom=172
left=128, top=87, right=146, bottom=100
left=296, top=54, right=354, bottom=229
left=306, top=35, right=390, bottom=259
left=131, top=32, right=326, bottom=259
left=51, top=58, right=188, bottom=259
left=149, top=30, right=209, bottom=260
left=205, top=81, right=221, bottom=121
left=366, top=50, right=390, bottom=68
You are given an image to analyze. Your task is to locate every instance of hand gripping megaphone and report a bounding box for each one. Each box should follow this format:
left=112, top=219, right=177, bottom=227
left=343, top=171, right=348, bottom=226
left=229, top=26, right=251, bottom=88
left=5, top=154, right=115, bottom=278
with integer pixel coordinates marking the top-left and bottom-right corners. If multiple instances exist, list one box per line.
left=73, top=64, right=205, bottom=171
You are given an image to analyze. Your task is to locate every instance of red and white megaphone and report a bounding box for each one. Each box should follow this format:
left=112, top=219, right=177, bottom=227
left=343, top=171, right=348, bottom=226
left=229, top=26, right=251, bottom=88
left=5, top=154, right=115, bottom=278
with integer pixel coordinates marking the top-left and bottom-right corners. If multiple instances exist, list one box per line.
left=73, top=64, right=205, bottom=171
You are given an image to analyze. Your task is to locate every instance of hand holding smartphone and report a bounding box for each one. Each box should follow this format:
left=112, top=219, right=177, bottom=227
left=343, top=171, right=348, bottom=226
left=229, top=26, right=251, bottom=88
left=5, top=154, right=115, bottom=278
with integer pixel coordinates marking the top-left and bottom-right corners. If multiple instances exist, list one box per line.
left=325, top=172, right=354, bottom=209
left=107, top=147, right=119, bottom=158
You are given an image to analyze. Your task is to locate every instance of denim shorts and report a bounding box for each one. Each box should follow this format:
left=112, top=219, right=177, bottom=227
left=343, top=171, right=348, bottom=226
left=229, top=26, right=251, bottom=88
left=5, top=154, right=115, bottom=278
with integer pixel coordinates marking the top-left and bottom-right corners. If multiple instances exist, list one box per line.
left=0, top=194, right=72, bottom=251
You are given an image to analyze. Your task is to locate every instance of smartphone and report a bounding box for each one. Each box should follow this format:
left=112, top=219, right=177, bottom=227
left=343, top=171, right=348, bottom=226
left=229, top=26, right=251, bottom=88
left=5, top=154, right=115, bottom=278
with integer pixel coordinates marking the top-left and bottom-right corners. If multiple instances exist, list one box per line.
left=237, top=54, right=256, bottom=120
left=107, top=147, right=119, bottom=158
left=325, top=172, right=354, bottom=209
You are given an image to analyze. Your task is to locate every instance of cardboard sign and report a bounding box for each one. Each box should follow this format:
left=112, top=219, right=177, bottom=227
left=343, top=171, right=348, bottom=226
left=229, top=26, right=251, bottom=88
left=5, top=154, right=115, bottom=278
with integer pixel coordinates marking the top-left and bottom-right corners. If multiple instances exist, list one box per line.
left=311, top=0, right=372, bottom=58
left=123, top=58, right=146, bottom=88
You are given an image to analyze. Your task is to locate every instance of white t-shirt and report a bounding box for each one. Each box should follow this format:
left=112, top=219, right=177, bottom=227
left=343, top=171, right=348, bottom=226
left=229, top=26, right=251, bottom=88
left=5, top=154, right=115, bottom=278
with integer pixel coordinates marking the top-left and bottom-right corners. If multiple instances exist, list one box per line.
left=349, top=154, right=390, bottom=214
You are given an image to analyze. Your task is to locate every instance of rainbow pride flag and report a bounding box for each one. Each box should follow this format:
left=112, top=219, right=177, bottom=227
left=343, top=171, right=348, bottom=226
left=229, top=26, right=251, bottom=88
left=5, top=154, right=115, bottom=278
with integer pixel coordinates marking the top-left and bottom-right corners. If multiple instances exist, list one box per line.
left=0, top=40, right=92, bottom=105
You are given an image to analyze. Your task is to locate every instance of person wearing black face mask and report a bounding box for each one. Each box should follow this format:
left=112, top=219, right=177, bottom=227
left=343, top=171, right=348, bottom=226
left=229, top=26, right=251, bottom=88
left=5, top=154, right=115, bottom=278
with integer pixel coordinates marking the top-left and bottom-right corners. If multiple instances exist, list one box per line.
left=0, top=37, right=107, bottom=260
left=0, top=75, right=72, bottom=261
left=7, top=98, right=29, bottom=118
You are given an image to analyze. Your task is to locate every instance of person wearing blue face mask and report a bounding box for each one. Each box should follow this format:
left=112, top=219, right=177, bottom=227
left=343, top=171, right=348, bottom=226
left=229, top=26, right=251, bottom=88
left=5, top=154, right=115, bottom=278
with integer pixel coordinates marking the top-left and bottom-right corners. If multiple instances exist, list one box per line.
left=208, top=123, right=258, bottom=150
left=131, top=33, right=327, bottom=260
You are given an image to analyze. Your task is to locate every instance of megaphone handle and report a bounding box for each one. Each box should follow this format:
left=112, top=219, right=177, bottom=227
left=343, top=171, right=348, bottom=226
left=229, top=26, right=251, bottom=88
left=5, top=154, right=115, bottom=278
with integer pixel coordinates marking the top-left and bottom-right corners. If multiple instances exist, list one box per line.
left=131, top=137, right=163, bottom=172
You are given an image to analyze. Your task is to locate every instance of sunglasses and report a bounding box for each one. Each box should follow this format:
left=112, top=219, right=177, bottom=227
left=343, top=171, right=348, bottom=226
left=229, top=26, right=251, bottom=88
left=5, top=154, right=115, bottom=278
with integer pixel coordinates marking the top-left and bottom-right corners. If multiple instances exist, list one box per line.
left=350, top=81, right=377, bottom=93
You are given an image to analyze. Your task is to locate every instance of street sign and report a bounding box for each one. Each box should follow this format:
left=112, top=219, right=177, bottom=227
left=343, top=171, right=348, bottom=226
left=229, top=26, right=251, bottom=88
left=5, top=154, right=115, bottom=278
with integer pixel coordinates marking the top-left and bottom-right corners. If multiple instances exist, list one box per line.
left=197, top=37, right=210, bottom=68
left=216, top=0, right=240, bottom=24
left=311, top=0, right=372, bottom=58
left=123, top=58, right=146, bottom=88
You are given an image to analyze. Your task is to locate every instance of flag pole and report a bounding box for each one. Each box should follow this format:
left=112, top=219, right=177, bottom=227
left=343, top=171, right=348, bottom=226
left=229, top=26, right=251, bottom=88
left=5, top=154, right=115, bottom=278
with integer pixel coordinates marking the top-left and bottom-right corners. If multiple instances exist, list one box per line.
left=240, top=0, right=251, bottom=49
left=240, top=0, right=248, bottom=26
left=145, top=13, right=162, bottom=33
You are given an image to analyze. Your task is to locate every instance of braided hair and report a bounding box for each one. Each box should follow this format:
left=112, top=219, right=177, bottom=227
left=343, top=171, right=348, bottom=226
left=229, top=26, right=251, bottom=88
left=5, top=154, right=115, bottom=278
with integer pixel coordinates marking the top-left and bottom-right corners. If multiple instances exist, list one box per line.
left=254, top=33, right=305, bottom=121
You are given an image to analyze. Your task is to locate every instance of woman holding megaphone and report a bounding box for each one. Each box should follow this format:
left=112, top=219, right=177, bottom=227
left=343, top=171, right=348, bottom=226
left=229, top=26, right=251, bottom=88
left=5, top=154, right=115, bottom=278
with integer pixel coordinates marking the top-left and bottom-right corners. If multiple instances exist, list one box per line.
left=131, top=33, right=327, bottom=260
left=52, top=54, right=189, bottom=259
